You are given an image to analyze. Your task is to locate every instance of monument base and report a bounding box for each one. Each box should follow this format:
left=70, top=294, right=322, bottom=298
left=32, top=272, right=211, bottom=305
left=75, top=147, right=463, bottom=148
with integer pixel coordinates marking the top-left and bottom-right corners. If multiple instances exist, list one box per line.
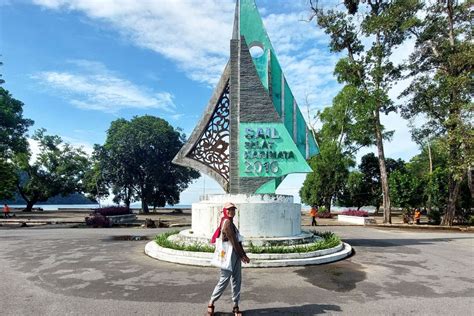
left=144, top=194, right=352, bottom=267
left=191, top=194, right=301, bottom=239
left=171, top=229, right=315, bottom=247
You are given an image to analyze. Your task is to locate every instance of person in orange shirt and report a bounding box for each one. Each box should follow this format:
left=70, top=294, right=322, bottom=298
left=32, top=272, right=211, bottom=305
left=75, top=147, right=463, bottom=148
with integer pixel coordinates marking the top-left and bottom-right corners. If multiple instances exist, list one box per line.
left=414, top=208, right=421, bottom=225
left=309, top=206, right=318, bottom=226
left=3, top=204, right=11, bottom=218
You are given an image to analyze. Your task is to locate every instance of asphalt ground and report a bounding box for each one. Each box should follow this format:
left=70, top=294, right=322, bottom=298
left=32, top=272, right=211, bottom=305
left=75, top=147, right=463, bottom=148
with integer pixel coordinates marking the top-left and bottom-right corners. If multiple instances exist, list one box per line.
left=0, top=226, right=473, bottom=316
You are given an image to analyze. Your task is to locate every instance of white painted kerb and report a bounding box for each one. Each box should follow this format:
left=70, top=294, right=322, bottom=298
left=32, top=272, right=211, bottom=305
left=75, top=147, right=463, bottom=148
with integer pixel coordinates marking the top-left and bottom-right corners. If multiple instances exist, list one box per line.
left=337, top=215, right=375, bottom=225
left=145, top=241, right=352, bottom=268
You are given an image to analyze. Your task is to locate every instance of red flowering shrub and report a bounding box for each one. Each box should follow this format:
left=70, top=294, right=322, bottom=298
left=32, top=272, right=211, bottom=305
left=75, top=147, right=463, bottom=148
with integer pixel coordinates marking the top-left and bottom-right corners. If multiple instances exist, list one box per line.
left=94, top=206, right=131, bottom=216
left=340, top=209, right=369, bottom=217
left=85, top=213, right=111, bottom=228
left=317, top=211, right=333, bottom=218
left=316, top=207, right=332, bottom=218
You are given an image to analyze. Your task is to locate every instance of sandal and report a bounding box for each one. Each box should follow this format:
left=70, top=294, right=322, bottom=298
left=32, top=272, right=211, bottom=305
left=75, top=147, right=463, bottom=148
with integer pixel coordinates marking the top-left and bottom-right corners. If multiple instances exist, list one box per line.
left=233, top=305, right=243, bottom=316
left=207, top=304, right=215, bottom=316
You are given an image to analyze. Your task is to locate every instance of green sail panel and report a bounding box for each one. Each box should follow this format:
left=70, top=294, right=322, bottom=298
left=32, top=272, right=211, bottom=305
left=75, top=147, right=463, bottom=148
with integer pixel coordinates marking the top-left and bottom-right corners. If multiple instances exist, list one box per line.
left=283, top=79, right=294, bottom=140
left=270, top=51, right=282, bottom=117
left=239, top=0, right=320, bottom=182
left=297, top=110, right=307, bottom=156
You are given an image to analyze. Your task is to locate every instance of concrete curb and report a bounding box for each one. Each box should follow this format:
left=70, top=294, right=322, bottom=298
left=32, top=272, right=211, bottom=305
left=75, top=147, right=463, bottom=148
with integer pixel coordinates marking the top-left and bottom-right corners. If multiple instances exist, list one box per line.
left=144, top=241, right=352, bottom=268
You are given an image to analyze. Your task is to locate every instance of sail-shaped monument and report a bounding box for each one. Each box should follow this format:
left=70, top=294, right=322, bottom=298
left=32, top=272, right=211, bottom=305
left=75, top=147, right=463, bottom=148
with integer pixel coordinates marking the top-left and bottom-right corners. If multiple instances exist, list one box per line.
left=145, top=0, right=351, bottom=267
left=172, top=0, right=319, bottom=195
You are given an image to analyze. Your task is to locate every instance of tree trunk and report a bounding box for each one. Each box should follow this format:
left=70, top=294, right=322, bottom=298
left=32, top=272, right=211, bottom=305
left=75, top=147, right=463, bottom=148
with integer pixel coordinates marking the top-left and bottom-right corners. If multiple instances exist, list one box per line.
left=468, top=167, right=473, bottom=198
left=25, top=200, right=35, bottom=212
left=374, top=110, right=391, bottom=224
left=325, top=198, right=332, bottom=213
left=441, top=175, right=463, bottom=226
left=440, top=0, right=462, bottom=227
left=374, top=205, right=380, bottom=215
left=141, top=199, right=149, bottom=214
left=427, top=141, right=433, bottom=214
left=17, top=186, right=31, bottom=212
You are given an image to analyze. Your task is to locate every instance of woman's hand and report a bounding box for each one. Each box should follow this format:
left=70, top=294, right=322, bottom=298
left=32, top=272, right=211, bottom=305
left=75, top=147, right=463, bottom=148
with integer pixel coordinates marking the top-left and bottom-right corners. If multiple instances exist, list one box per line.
left=242, top=255, right=250, bottom=264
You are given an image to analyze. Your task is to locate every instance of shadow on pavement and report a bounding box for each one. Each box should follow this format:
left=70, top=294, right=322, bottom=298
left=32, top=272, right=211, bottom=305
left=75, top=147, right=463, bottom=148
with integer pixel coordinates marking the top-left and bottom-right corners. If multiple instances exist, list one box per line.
left=344, top=237, right=473, bottom=247
left=215, top=304, right=342, bottom=315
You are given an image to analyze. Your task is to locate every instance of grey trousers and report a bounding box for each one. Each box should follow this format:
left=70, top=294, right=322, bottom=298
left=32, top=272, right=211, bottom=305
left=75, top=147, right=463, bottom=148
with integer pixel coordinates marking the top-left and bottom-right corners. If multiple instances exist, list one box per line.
left=210, top=250, right=242, bottom=305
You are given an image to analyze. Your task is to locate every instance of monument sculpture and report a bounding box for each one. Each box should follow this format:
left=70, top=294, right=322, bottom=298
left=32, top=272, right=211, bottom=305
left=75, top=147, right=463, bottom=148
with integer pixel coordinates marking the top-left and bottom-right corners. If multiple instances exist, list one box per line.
left=173, top=0, right=319, bottom=195
left=145, top=0, right=352, bottom=267
left=172, top=0, right=319, bottom=239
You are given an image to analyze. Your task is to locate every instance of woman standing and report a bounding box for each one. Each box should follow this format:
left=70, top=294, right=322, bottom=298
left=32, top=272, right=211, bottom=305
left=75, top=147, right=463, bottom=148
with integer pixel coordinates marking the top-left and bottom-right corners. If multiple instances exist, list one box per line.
left=207, top=202, right=250, bottom=316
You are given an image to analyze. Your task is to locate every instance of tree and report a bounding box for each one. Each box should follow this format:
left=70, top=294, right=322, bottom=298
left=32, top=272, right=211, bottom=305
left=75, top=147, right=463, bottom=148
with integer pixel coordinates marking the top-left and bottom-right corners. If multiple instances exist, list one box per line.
left=400, top=0, right=473, bottom=225
left=0, top=60, right=5, bottom=85
left=300, top=142, right=354, bottom=211
left=99, top=116, right=199, bottom=213
left=0, top=87, right=34, bottom=158
left=408, top=138, right=449, bottom=213
left=300, top=81, right=358, bottom=211
left=407, top=137, right=471, bottom=223
left=0, top=159, right=17, bottom=200
left=389, top=169, right=424, bottom=211
left=336, top=171, right=372, bottom=210
left=310, top=0, right=421, bottom=223
left=82, top=145, right=109, bottom=204
left=14, top=129, right=89, bottom=212
left=354, top=153, right=405, bottom=213
left=0, top=87, right=34, bottom=199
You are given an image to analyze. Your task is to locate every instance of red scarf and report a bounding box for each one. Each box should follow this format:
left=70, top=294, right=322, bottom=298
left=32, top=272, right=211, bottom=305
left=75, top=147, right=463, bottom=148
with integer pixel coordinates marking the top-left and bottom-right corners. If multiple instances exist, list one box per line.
left=210, top=208, right=231, bottom=244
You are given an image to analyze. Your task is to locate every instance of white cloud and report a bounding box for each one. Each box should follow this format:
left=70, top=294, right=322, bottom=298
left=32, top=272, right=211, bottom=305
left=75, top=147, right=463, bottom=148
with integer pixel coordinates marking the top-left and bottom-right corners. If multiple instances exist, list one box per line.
left=260, top=10, right=344, bottom=125
left=31, top=0, right=338, bottom=106
left=170, top=113, right=184, bottom=121
left=32, top=60, right=175, bottom=113
left=32, top=0, right=235, bottom=85
left=62, top=136, right=95, bottom=155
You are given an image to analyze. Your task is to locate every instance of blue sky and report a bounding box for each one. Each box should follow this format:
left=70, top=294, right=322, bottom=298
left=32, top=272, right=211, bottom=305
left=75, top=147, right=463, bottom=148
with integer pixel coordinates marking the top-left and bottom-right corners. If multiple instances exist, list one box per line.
left=1, top=0, right=420, bottom=205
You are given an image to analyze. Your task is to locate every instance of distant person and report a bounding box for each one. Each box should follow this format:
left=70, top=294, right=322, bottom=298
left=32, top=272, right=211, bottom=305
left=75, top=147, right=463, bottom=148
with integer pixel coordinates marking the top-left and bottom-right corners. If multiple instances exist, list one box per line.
left=309, top=206, right=318, bottom=226
left=207, top=202, right=250, bottom=316
left=414, top=208, right=421, bottom=225
left=3, top=204, right=11, bottom=218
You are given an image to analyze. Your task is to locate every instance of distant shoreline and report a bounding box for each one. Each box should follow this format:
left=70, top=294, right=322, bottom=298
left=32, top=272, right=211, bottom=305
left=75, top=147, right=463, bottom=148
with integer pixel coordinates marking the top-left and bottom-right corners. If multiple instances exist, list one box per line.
left=5, top=204, right=193, bottom=211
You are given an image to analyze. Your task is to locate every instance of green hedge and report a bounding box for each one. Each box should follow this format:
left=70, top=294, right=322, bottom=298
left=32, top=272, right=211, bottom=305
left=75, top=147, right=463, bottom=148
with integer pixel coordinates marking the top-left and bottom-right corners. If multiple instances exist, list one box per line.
left=154, top=230, right=341, bottom=254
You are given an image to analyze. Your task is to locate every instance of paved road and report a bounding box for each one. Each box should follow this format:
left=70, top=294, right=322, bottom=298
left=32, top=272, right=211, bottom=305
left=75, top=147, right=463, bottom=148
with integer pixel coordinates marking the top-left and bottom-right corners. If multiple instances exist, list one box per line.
left=1, top=226, right=473, bottom=315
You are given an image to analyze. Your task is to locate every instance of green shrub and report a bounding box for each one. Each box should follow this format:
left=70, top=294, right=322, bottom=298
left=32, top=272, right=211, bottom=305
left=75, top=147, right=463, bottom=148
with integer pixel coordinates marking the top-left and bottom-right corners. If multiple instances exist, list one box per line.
left=155, top=230, right=341, bottom=254
left=469, top=215, right=474, bottom=226
left=427, top=209, right=441, bottom=225
left=154, top=230, right=215, bottom=253
left=247, top=231, right=341, bottom=254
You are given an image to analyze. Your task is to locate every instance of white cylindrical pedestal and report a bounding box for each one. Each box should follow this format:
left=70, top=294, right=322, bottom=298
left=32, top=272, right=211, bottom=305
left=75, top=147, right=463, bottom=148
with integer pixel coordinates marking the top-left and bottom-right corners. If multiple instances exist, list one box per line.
left=191, top=194, right=301, bottom=239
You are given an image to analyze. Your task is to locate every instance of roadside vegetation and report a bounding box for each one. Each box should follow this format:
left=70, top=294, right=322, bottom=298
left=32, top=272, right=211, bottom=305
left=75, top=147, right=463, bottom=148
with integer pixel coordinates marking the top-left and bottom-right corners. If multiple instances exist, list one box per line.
left=301, top=0, right=472, bottom=226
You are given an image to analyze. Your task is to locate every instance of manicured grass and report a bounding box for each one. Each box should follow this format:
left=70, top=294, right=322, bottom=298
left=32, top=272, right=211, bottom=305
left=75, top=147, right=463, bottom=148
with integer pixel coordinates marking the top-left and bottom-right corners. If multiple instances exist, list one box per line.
left=248, top=231, right=341, bottom=254
left=154, top=230, right=341, bottom=254
left=154, top=230, right=215, bottom=253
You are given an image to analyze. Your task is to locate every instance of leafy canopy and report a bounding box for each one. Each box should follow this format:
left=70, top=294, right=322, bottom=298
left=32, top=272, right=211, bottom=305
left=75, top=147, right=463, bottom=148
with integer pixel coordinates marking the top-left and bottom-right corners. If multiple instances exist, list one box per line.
left=98, top=115, right=199, bottom=212
left=15, top=129, right=90, bottom=211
